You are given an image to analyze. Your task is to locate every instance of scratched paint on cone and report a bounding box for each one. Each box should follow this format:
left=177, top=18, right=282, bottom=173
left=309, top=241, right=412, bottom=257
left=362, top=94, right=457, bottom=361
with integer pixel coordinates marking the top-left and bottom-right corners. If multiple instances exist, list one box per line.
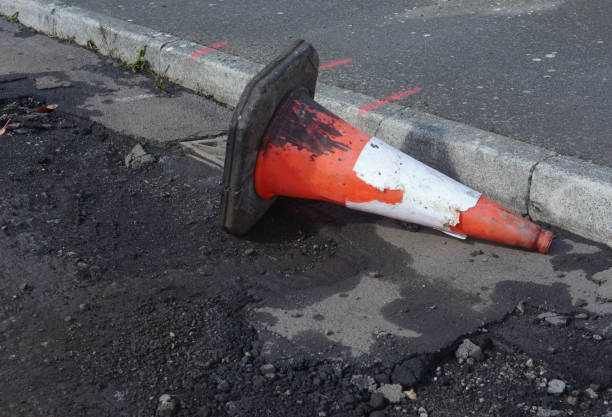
left=255, top=91, right=403, bottom=205
left=262, top=90, right=351, bottom=157
left=347, top=137, right=480, bottom=233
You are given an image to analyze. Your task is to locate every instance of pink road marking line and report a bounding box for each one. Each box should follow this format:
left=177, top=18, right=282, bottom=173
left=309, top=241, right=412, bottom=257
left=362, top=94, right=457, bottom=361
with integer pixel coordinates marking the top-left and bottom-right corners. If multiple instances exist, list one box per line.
left=359, top=88, right=422, bottom=114
left=190, top=41, right=228, bottom=59
left=319, top=58, right=352, bottom=71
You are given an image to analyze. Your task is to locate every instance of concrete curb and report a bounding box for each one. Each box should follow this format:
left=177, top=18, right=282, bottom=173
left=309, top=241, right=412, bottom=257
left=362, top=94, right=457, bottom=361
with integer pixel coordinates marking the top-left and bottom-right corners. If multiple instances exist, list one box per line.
left=1, top=0, right=610, bottom=247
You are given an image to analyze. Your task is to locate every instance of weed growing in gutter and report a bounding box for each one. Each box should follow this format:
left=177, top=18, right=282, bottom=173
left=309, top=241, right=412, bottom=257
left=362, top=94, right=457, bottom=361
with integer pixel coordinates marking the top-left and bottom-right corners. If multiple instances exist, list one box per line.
left=8, top=11, right=19, bottom=23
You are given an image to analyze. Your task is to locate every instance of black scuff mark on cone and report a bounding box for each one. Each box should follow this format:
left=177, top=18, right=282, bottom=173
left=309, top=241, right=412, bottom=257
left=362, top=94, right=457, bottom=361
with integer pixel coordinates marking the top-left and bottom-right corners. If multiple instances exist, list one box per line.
left=262, top=88, right=350, bottom=157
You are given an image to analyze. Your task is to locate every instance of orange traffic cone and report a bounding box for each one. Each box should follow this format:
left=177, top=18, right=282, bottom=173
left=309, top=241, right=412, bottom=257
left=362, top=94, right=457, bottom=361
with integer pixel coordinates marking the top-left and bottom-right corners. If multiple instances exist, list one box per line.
left=221, top=40, right=554, bottom=253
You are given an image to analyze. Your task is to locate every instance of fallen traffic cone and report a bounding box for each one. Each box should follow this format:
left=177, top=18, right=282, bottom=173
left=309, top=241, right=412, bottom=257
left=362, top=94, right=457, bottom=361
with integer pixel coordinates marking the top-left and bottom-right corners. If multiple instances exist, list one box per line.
left=221, top=40, right=554, bottom=253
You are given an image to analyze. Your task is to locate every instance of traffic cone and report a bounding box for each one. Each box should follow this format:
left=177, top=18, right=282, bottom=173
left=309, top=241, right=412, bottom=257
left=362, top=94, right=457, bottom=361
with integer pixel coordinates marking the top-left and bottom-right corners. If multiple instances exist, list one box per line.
left=221, top=40, right=554, bottom=253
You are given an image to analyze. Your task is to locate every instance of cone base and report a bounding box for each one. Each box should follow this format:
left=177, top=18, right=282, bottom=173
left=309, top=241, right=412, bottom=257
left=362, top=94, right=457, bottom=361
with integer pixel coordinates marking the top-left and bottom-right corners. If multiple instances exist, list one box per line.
left=220, top=40, right=319, bottom=235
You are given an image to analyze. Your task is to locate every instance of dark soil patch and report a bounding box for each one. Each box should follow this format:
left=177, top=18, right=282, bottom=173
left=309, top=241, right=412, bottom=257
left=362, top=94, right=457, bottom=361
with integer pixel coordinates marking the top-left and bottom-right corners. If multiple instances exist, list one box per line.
left=1, top=97, right=611, bottom=417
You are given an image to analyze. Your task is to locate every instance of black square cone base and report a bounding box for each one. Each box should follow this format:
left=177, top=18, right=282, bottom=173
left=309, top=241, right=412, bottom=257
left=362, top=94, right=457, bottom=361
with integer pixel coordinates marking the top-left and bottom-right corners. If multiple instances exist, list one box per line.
left=220, top=40, right=319, bottom=235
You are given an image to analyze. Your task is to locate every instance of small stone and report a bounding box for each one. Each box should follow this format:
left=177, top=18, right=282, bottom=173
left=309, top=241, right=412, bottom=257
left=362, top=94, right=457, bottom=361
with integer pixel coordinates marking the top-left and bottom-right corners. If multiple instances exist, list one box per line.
left=351, top=374, right=377, bottom=392
left=391, top=357, right=426, bottom=387
left=538, top=312, right=568, bottom=327
left=244, top=248, right=255, bottom=256
left=536, top=407, right=562, bottom=417
left=324, top=329, right=334, bottom=336
left=525, top=358, right=534, bottom=368
left=217, top=380, right=230, bottom=393
left=547, top=379, right=566, bottom=395
left=79, top=303, right=90, bottom=311
left=455, top=339, right=483, bottom=361
left=572, top=298, right=587, bottom=308
left=225, top=401, right=239, bottom=416
left=375, top=384, right=403, bottom=403
left=125, top=144, right=155, bottom=169
left=252, top=375, right=265, bottom=387
left=76, top=261, right=89, bottom=271
left=19, top=283, right=30, bottom=292
left=593, top=334, right=604, bottom=341
left=197, top=406, right=211, bottom=417
left=198, top=407, right=212, bottom=417
left=418, top=407, right=428, bottom=417
left=214, top=393, right=227, bottom=403
left=516, top=301, right=525, bottom=314
left=585, top=387, right=599, bottom=399
left=404, top=388, right=417, bottom=400
left=156, top=394, right=177, bottom=417
left=369, top=271, right=383, bottom=278
left=575, top=313, right=589, bottom=320
left=369, top=392, right=386, bottom=409
left=64, top=315, right=73, bottom=323
left=260, top=363, right=275, bottom=375
left=567, top=396, right=578, bottom=406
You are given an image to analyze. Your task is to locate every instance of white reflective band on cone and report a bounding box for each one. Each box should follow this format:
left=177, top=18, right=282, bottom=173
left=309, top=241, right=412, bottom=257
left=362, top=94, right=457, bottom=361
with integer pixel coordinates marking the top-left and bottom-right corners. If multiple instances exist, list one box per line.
left=346, top=137, right=481, bottom=236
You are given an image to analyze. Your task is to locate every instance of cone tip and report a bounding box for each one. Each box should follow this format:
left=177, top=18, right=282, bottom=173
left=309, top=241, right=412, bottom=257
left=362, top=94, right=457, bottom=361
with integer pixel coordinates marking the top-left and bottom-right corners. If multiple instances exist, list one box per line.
left=536, top=230, right=555, bottom=254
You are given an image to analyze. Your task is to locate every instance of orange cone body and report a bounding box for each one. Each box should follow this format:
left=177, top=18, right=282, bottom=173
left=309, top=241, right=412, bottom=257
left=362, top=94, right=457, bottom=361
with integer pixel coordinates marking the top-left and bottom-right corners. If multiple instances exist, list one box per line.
left=254, top=91, right=402, bottom=206
left=254, top=88, right=554, bottom=253
left=450, top=197, right=553, bottom=253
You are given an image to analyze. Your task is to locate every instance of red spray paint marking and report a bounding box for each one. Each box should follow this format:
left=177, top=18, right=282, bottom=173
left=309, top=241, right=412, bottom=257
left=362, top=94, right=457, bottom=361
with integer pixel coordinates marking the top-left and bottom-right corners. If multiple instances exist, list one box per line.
left=190, top=41, right=228, bottom=59
left=359, top=88, right=422, bottom=114
left=319, top=58, right=352, bottom=71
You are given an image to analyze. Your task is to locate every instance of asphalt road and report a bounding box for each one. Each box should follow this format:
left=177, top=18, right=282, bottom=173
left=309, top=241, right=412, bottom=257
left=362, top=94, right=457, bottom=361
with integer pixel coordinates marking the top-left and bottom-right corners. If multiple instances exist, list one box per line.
left=62, top=0, right=612, bottom=167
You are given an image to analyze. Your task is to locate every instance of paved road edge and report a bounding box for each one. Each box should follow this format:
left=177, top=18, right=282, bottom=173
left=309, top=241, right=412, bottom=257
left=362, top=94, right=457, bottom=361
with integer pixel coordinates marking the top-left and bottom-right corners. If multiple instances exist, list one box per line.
left=1, top=0, right=610, bottom=248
